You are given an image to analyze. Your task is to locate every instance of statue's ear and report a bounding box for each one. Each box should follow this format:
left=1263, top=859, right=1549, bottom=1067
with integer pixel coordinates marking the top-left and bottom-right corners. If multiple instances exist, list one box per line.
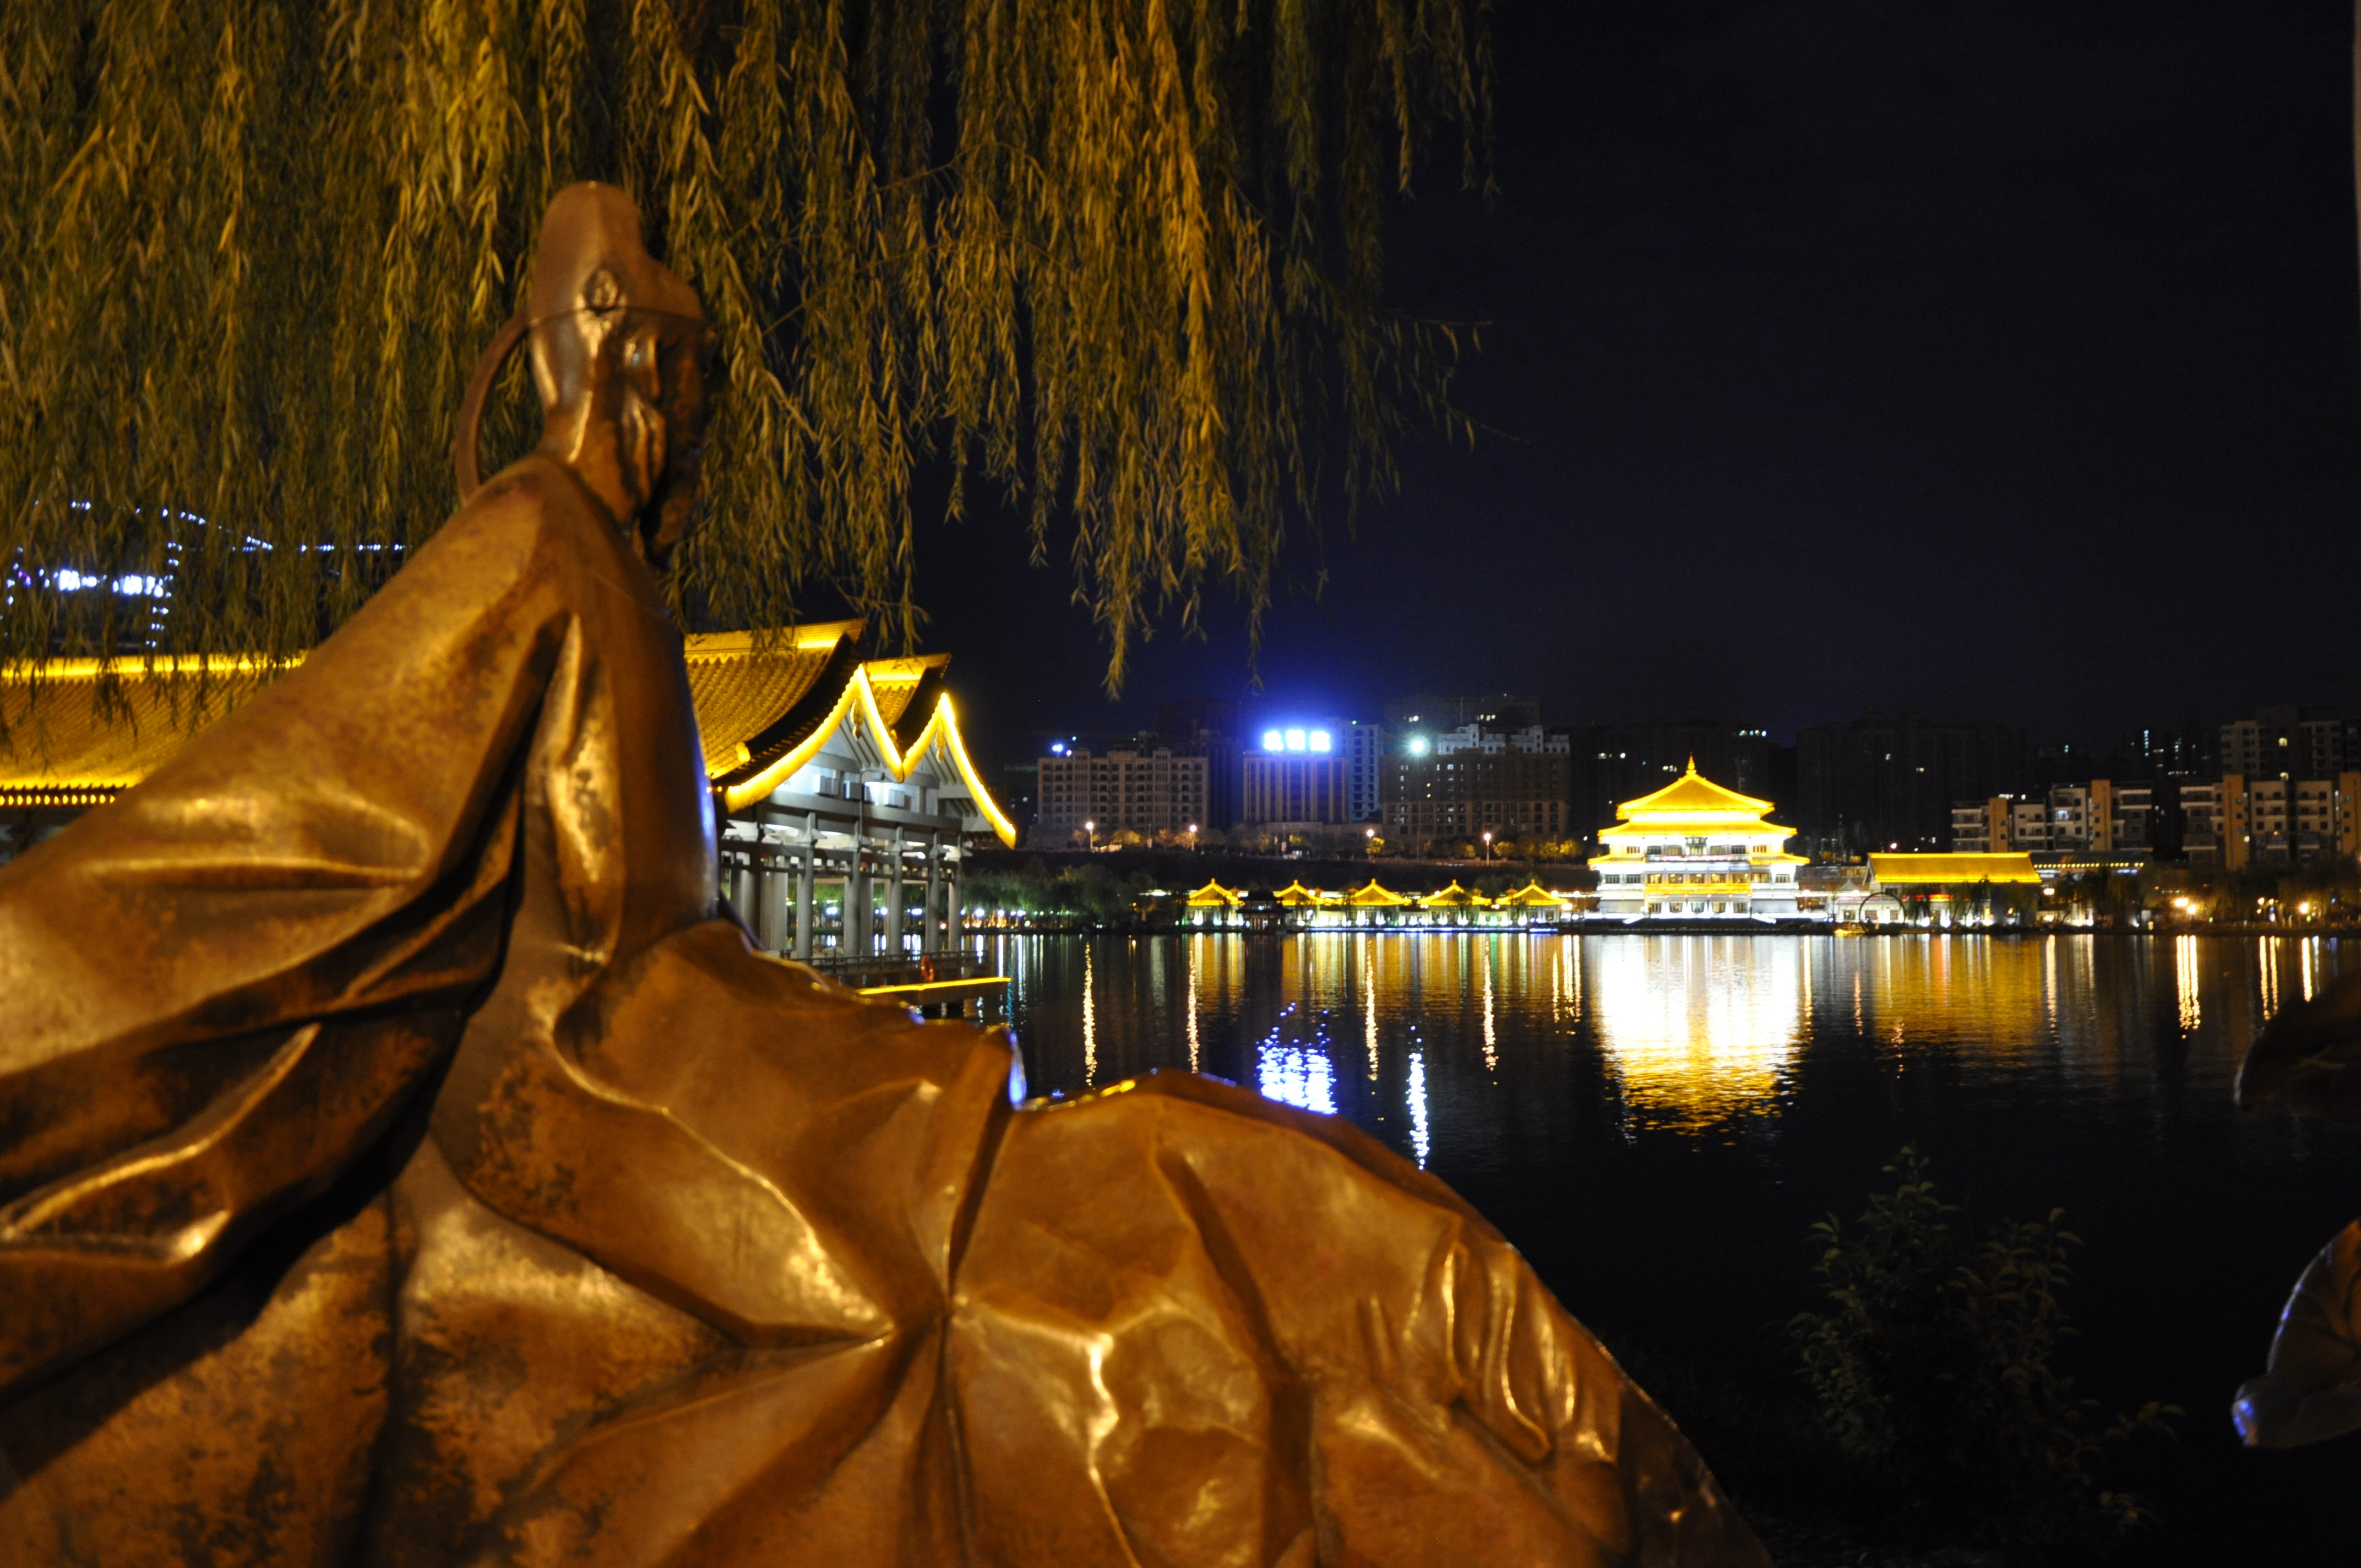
left=455, top=315, right=529, bottom=499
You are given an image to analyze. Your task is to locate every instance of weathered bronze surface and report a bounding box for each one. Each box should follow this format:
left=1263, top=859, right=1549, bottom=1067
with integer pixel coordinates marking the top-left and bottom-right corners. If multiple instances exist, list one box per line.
left=2233, top=977, right=2361, bottom=1449
left=0, top=184, right=1769, bottom=1564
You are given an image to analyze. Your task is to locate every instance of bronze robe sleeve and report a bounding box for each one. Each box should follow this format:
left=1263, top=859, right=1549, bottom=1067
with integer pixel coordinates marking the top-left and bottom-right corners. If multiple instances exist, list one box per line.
left=0, top=461, right=630, bottom=1396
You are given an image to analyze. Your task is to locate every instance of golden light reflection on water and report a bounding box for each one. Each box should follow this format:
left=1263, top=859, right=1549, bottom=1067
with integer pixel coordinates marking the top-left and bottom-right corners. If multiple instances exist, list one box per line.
left=1082, top=940, right=1097, bottom=1084
left=2177, top=935, right=2202, bottom=1032
left=1481, top=951, right=1498, bottom=1072
left=1187, top=951, right=1200, bottom=1071
left=1587, top=937, right=1806, bottom=1128
left=998, top=930, right=2352, bottom=1142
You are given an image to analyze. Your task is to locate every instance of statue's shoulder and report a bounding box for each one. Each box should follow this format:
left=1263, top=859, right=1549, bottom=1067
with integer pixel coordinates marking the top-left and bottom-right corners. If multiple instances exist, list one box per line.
left=365, top=454, right=640, bottom=627
left=421, top=453, right=600, bottom=560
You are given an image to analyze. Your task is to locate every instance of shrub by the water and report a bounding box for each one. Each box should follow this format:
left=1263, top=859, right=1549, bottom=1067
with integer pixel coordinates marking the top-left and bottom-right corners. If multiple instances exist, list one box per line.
left=1791, top=1147, right=2178, bottom=1558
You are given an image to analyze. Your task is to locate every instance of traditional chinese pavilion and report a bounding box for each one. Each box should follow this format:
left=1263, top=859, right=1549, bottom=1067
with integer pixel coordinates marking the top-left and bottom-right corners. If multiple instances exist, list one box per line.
left=1588, top=759, right=1807, bottom=919
left=0, top=619, right=1015, bottom=966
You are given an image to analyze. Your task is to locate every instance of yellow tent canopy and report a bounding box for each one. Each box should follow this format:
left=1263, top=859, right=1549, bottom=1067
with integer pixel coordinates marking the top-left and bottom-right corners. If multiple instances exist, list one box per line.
left=1421, top=881, right=1481, bottom=908
left=1185, top=880, right=1244, bottom=907
left=1343, top=880, right=1414, bottom=908
left=1497, top=880, right=1568, bottom=910
left=1272, top=880, right=1332, bottom=907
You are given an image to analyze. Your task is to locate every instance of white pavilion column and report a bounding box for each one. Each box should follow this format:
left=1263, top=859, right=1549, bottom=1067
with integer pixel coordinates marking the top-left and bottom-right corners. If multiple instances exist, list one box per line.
left=924, top=830, right=943, bottom=953
left=760, top=832, right=791, bottom=954
left=794, top=813, right=817, bottom=961
left=886, top=826, right=906, bottom=955
left=950, top=847, right=965, bottom=947
left=848, top=843, right=872, bottom=957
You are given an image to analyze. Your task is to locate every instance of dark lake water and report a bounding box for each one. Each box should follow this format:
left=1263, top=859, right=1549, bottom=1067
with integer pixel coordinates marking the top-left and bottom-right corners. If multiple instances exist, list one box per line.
left=970, top=930, right=2361, bottom=1563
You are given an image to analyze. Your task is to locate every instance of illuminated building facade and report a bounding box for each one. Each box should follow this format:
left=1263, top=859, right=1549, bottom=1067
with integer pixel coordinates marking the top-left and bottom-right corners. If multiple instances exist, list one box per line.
left=0, top=621, right=1016, bottom=966
left=1033, top=745, right=1209, bottom=841
left=1588, top=762, right=1806, bottom=919
left=1952, top=781, right=2153, bottom=853
left=1243, top=722, right=1351, bottom=827
left=1381, top=722, right=1570, bottom=846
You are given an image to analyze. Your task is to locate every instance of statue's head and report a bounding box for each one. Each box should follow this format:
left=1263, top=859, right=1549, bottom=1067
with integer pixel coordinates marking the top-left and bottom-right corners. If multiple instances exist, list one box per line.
left=458, top=183, right=718, bottom=567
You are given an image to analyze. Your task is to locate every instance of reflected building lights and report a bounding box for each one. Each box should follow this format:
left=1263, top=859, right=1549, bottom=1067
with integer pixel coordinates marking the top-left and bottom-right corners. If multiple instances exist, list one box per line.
left=1082, top=940, right=1097, bottom=1084
left=2044, top=938, right=2058, bottom=1030
left=1363, top=935, right=1379, bottom=1080
left=1258, top=1042, right=1337, bottom=1116
left=1481, top=945, right=1498, bottom=1072
left=2259, top=937, right=2281, bottom=1020
left=2177, top=935, right=2202, bottom=1033
left=2300, top=938, right=2318, bottom=1003
left=1407, top=1049, right=1430, bottom=1168
left=1590, top=937, right=1803, bottom=1129
left=1186, top=941, right=1200, bottom=1071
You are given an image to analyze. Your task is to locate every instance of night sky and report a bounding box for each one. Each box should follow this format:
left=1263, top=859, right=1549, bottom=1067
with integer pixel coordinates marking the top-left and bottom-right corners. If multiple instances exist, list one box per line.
left=910, top=2, right=2361, bottom=767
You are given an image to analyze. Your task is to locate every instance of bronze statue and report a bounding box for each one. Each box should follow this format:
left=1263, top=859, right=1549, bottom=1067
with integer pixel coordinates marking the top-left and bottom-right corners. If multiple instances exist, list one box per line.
left=2233, top=981, right=2361, bottom=1449
left=0, top=184, right=1769, bottom=1565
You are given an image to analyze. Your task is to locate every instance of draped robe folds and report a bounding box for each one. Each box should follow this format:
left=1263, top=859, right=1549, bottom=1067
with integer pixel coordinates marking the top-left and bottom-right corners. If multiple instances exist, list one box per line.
left=0, top=455, right=1770, bottom=1565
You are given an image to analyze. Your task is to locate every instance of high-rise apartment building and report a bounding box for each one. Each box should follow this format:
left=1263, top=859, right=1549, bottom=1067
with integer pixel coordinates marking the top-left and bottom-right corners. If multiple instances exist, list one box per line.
left=1344, top=721, right=1386, bottom=823
left=1153, top=698, right=1244, bottom=830
left=1798, top=716, right=2028, bottom=854
left=2219, top=707, right=2353, bottom=783
left=1381, top=725, right=1570, bottom=846
left=1951, top=782, right=2152, bottom=853
left=1033, top=745, right=1209, bottom=842
left=1242, top=722, right=1353, bottom=827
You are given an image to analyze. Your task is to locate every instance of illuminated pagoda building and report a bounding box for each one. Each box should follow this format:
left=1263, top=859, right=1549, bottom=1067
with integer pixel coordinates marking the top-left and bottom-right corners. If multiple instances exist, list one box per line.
left=1588, top=760, right=1806, bottom=919
left=0, top=619, right=1014, bottom=968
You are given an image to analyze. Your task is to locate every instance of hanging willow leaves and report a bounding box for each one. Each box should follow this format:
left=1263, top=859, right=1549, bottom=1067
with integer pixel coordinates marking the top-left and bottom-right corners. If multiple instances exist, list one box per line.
left=0, top=0, right=1489, bottom=690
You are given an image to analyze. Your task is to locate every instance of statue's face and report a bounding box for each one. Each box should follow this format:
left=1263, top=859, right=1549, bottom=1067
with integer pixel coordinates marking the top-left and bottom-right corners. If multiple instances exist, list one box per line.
left=537, top=298, right=714, bottom=567
left=637, top=319, right=718, bottom=568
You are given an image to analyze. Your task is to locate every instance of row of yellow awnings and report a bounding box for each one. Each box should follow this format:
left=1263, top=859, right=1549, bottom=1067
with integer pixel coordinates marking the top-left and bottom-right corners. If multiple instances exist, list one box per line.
left=1186, top=878, right=1573, bottom=911
left=1865, top=852, right=2042, bottom=886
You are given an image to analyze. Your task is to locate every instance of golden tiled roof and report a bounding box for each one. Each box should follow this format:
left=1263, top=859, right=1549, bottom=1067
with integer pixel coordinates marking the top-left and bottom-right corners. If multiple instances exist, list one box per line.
left=0, top=620, right=1015, bottom=845
left=0, top=632, right=868, bottom=807
left=0, top=655, right=288, bottom=805
left=1868, top=852, right=2042, bottom=886
left=0, top=620, right=959, bottom=813
left=1612, top=759, right=1776, bottom=821
left=859, top=654, right=952, bottom=730
left=681, top=622, right=863, bottom=774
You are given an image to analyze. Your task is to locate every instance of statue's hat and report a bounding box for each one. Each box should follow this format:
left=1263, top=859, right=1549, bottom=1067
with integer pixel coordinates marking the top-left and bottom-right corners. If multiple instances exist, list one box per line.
left=526, top=182, right=703, bottom=328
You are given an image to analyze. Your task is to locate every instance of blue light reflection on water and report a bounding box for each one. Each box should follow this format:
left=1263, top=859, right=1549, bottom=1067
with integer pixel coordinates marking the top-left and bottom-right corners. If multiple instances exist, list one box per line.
left=1256, top=1040, right=1338, bottom=1115
left=1407, top=1049, right=1430, bottom=1167
left=990, top=929, right=2361, bottom=1564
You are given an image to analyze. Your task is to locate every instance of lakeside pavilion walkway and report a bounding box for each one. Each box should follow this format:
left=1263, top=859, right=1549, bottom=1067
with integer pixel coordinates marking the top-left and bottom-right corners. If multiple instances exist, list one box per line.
left=0, top=619, right=1015, bottom=967
left=1184, top=876, right=1574, bottom=929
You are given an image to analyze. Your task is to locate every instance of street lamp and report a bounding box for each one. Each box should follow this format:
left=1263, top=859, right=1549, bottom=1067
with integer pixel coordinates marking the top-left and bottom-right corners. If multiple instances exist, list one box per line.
left=1482, top=830, right=1493, bottom=863
left=1364, top=825, right=1376, bottom=862
left=1188, top=823, right=1198, bottom=853
left=1084, top=819, right=1096, bottom=853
